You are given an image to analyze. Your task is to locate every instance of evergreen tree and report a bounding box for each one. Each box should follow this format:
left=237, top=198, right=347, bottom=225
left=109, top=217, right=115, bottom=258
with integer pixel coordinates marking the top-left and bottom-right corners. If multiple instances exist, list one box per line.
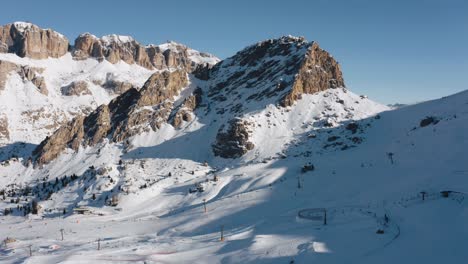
left=32, top=200, right=39, bottom=214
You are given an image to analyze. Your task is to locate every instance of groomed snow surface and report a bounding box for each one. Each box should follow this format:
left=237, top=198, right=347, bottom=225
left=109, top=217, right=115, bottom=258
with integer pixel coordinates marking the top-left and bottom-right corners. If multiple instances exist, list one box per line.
left=1, top=88, right=468, bottom=263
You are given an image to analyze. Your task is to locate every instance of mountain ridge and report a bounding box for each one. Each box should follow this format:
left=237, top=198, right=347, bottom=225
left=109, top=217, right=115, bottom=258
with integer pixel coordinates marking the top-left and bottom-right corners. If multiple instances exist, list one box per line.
left=0, top=22, right=219, bottom=151
left=32, top=35, right=347, bottom=164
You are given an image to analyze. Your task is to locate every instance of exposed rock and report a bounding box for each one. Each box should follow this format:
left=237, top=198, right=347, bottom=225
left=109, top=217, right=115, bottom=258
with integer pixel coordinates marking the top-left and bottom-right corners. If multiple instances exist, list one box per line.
left=212, top=118, right=254, bottom=158
left=61, top=81, right=91, bottom=96
left=1, top=61, right=48, bottom=94
left=21, top=107, right=66, bottom=132
left=34, top=36, right=344, bottom=163
left=31, top=76, right=47, bottom=95
left=34, top=70, right=189, bottom=164
left=102, top=78, right=134, bottom=95
left=192, top=63, right=212, bottom=80
left=172, top=111, right=193, bottom=128
left=420, top=116, right=439, bottom=127
left=18, top=65, right=48, bottom=95
left=73, top=34, right=214, bottom=72
left=73, top=33, right=153, bottom=69
left=345, top=122, right=359, bottom=134
left=72, top=33, right=97, bottom=60
left=301, top=163, right=315, bottom=173
left=0, top=22, right=69, bottom=59
left=281, top=42, right=345, bottom=106
left=0, top=60, right=19, bottom=90
left=33, top=116, right=85, bottom=165
left=0, top=115, right=9, bottom=141
left=83, top=105, right=111, bottom=146
left=111, top=73, right=186, bottom=140
left=137, top=70, right=188, bottom=107
left=171, top=88, right=202, bottom=128
left=206, top=36, right=343, bottom=109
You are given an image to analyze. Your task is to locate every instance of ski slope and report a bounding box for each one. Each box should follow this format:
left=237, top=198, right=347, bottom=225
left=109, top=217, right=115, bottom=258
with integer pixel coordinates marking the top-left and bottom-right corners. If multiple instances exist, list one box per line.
left=1, top=88, right=468, bottom=263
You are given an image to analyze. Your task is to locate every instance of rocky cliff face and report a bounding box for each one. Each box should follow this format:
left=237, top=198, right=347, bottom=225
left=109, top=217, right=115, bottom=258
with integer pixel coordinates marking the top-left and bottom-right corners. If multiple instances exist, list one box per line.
left=0, top=114, right=9, bottom=142
left=212, top=118, right=254, bottom=158
left=281, top=42, right=344, bottom=106
left=34, top=69, right=189, bottom=164
left=0, top=60, right=18, bottom=90
left=73, top=33, right=216, bottom=71
left=34, top=35, right=345, bottom=163
left=206, top=36, right=344, bottom=158
left=0, top=59, right=47, bottom=94
left=61, top=81, right=91, bottom=96
left=0, top=22, right=69, bottom=59
left=0, top=22, right=219, bottom=153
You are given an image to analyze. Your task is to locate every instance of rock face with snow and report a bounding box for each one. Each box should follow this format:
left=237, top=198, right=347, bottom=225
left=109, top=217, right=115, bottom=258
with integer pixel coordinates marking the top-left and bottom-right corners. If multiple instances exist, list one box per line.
left=0, top=114, right=9, bottom=142
left=34, top=69, right=189, bottom=164
left=61, top=81, right=91, bottom=96
left=0, top=59, right=47, bottom=94
left=18, top=65, right=48, bottom=95
left=171, top=87, right=203, bottom=128
left=73, top=34, right=152, bottom=69
left=3, top=22, right=468, bottom=264
left=73, top=34, right=218, bottom=71
left=33, top=36, right=346, bottom=163
left=0, top=60, right=19, bottom=90
left=282, top=42, right=344, bottom=106
left=0, top=22, right=218, bottom=149
left=212, top=118, right=254, bottom=158
left=205, top=36, right=344, bottom=157
left=0, top=22, right=69, bottom=59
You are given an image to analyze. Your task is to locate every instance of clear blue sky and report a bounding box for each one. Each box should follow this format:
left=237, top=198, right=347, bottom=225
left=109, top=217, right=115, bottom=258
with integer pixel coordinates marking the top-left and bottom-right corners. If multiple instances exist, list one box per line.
left=2, top=0, right=466, bottom=104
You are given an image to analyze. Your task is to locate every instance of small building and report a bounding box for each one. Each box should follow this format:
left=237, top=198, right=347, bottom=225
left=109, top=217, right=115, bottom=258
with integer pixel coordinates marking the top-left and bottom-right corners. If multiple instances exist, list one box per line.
left=73, top=207, right=92, bottom=215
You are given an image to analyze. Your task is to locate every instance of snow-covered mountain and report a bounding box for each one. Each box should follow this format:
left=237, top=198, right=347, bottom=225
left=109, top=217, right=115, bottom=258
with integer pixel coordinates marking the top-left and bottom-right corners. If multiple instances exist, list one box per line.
left=1, top=22, right=467, bottom=264
left=0, top=22, right=219, bottom=157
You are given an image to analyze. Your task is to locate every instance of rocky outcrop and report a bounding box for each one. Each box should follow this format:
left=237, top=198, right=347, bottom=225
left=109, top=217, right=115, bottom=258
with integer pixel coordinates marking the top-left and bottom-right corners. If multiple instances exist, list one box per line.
left=0, top=22, right=69, bottom=59
left=33, top=116, right=85, bottom=165
left=0, top=60, right=47, bottom=94
left=0, top=21, right=218, bottom=70
left=33, top=35, right=344, bottom=163
left=207, top=36, right=344, bottom=109
left=103, top=80, right=133, bottom=94
left=171, top=88, right=203, bottom=128
left=34, top=69, right=189, bottom=164
left=0, top=60, right=19, bottom=90
left=137, top=70, right=188, bottom=106
left=73, top=34, right=212, bottom=71
left=61, top=81, right=91, bottom=96
left=281, top=42, right=344, bottom=106
left=18, top=65, right=48, bottom=95
left=73, top=34, right=152, bottom=68
left=0, top=115, right=9, bottom=142
left=212, top=118, right=254, bottom=158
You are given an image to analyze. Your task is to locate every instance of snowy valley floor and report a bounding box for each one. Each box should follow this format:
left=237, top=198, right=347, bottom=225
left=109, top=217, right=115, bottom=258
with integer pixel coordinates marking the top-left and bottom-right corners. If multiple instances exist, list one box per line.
left=1, top=90, right=468, bottom=263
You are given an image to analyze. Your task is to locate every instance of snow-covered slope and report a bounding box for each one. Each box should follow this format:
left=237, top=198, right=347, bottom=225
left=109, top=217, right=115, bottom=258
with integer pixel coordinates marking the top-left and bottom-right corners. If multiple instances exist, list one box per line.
left=1, top=87, right=467, bottom=264
left=0, top=22, right=219, bottom=160
left=1, top=30, right=467, bottom=264
left=0, top=53, right=154, bottom=146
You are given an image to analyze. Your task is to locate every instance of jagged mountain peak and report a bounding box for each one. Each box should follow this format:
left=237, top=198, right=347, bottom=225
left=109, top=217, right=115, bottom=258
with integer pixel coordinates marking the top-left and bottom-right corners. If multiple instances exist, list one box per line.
left=0, top=21, right=219, bottom=150
left=33, top=35, right=347, bottom=164
left=73, top=32, right=219, bottom=71
left=0, top=21, right=219, bottom=72
left=208, top=35, right=344, bottom=109
left=0, top=22, right=69, bottom=59
left=225, top=35, right=310, bottom=67
left=10, top=21, right=65, bottom=37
